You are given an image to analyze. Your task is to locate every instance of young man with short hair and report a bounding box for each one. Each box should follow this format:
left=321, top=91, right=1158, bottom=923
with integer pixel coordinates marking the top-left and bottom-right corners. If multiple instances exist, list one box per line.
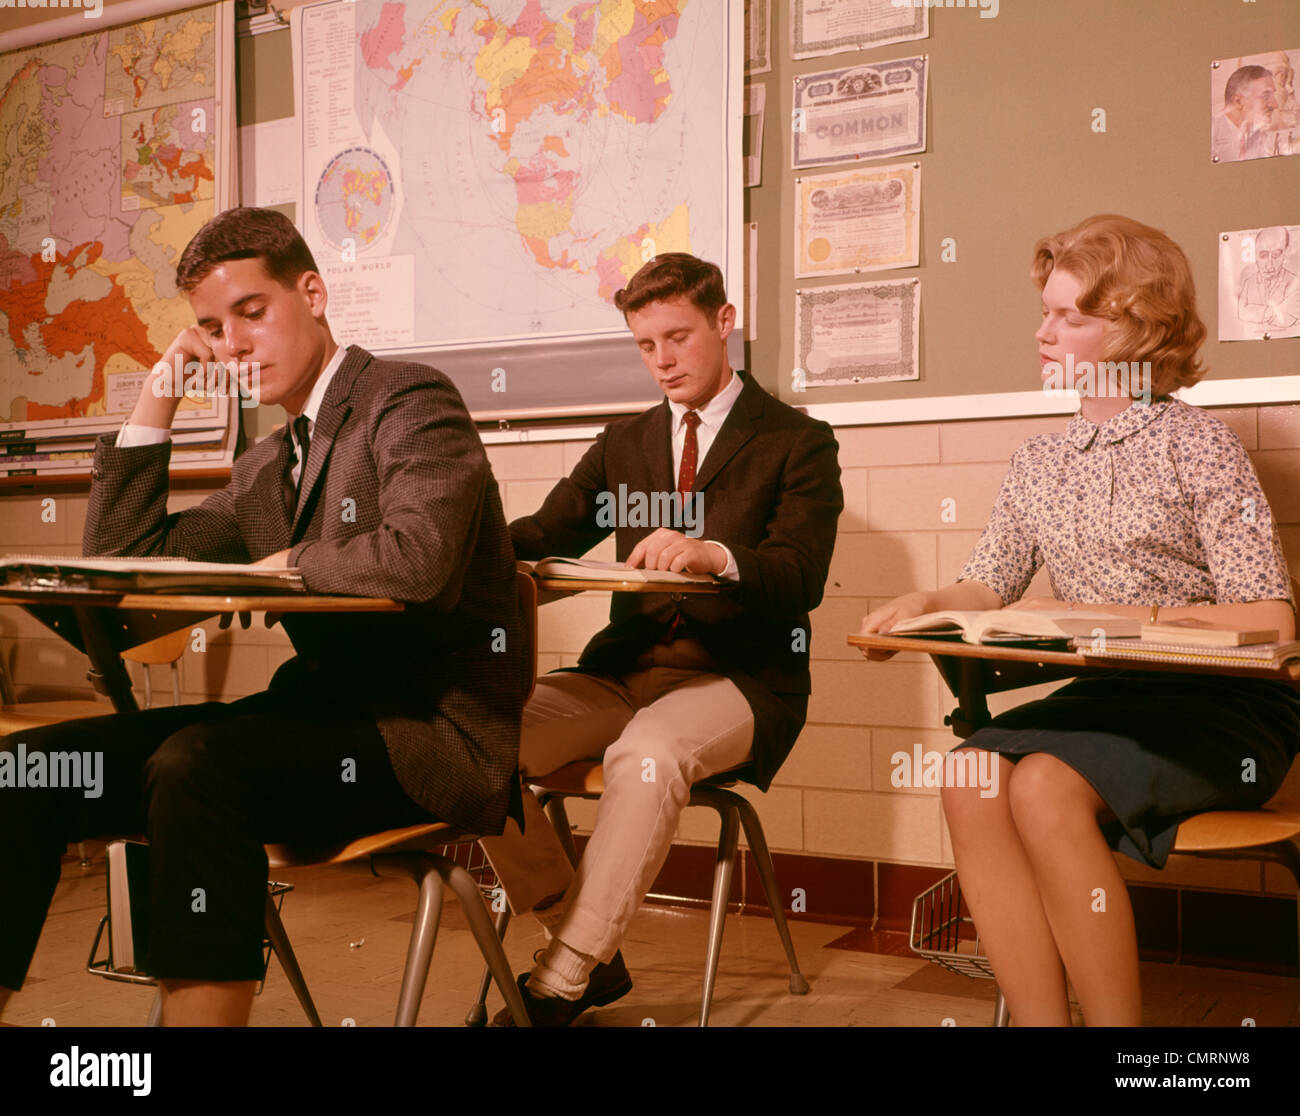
left=481, top=253, right=843, bottom=1025
left=0, top=207, right=523, bottom=1025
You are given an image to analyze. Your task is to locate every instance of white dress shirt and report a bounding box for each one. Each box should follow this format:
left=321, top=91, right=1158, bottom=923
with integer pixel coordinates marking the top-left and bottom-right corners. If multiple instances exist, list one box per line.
left=665, top=369, right=745, bottom=580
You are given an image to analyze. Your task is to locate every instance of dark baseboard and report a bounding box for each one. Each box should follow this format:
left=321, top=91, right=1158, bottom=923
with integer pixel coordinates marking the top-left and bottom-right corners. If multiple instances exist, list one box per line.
left=629, top=839, right=1299, bottom=976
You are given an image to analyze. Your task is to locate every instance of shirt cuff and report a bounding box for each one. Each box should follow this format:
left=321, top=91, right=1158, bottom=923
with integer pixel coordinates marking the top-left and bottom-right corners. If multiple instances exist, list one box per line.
left=706, top=541, right=739, bottom=581
left=116, top=423, right=171, bottom=448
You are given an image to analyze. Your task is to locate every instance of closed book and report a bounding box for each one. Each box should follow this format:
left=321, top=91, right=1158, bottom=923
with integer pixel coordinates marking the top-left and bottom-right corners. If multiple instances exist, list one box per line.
left=106, top=840, right=151, bottom=975
left=1078, top=638, right=1300, bottom=670
left=1140, top=619, right=1278, bottom=647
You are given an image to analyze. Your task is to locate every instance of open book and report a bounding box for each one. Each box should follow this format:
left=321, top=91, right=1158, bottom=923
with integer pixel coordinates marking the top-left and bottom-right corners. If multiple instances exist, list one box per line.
left=531, top=556, right=720, bottom=585
left=886, top=609, right=1143, bottom=644
left=0, top=554, right=305, bottom=595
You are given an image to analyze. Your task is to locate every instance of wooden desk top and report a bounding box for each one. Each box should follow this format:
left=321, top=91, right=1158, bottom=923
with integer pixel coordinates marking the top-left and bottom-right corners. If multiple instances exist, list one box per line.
left=847, top=632, right=1300, bottom=684
left=0, top=587, right=402, bottom=613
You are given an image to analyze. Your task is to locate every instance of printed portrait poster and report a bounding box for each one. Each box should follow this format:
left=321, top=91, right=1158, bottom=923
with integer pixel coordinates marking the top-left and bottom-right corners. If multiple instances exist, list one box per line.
left=1211, top=47, right=1299, bottom=162
left=1218, top=224, right=1300, bottom=341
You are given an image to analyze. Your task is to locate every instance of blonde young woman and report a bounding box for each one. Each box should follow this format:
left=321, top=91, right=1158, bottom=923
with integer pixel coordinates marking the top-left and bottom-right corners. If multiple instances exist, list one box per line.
left=859, top=215, right=1299, bottom=1026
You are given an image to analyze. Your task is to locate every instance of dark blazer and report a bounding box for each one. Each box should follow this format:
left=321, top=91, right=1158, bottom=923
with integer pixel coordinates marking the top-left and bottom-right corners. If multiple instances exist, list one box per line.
left=84, top=345, right=524, bottom=835
left=510, top=372, right=843, bottom=789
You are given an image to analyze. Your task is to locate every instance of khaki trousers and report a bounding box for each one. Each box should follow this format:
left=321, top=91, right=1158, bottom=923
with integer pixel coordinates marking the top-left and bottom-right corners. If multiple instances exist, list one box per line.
left=479, top=640, right=754, bottom=963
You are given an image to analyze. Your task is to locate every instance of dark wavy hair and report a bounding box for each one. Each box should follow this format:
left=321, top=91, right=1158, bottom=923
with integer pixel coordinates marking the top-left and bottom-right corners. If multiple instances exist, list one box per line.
left=176, top=207, right=319, bottom=293
left=613, top=253, right=728, bottom=319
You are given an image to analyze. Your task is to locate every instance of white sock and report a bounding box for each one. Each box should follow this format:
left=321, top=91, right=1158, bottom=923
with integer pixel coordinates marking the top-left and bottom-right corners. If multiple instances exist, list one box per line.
left=526, top=939, right=594, bottom=1002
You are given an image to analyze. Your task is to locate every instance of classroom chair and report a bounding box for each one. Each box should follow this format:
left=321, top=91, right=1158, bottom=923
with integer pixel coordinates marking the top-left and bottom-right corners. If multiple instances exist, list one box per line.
left=465, top=759, right=811, bottom=1027
left=254, top=569, right=540, bottom=1027
left=4, top=627, right=190, bottom=867
left=0, top=626, right=189, bottom=734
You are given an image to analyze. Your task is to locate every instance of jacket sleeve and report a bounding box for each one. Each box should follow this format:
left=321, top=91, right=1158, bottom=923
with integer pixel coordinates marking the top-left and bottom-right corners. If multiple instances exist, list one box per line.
left=287, top=365, right=489, bottom=608
left=508, top=427, right=614, bottom=560
left=82, top=436, right=249, bottom=562
left=727, top=420, right=843, bottom=616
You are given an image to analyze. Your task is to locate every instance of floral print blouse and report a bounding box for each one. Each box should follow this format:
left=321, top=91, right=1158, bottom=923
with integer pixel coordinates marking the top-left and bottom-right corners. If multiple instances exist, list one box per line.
left=959, top=398, right=1295, bottom=609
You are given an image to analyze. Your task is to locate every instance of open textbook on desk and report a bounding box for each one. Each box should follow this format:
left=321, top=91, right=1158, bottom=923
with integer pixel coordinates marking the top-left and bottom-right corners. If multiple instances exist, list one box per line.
left=0, top=554, right=305, bottom=595
left=530, top=556, right=722, bottom=585
left=886, top=609, right=1144, bottom=645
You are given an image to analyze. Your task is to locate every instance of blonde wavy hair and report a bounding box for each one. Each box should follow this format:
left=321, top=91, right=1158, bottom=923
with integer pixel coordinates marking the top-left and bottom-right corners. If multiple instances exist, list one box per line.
left=1031, top=215, right=1207, bottom=396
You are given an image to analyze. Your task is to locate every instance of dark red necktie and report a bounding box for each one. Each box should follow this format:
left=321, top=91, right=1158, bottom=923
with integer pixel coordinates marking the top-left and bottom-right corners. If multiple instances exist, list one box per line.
left=677, top=411, right=701, bottom=492
left=663, top=410, right=702, bottom=646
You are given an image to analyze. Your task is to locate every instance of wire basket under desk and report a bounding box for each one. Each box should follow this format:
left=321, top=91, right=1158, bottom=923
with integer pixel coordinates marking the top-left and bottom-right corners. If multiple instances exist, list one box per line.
left=87, top=880, right=294, bottom=992
left=909, top=870, right=996, bottom=981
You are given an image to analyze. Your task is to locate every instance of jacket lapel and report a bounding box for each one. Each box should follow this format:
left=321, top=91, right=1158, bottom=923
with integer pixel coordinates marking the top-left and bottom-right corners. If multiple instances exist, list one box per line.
left=691, top=373, right=763, bottom=492
left=643, top=399, right=675, bottom=495
left=289, top=346, right=367, bottom=539
left=264, top=427, right=296, bottom=546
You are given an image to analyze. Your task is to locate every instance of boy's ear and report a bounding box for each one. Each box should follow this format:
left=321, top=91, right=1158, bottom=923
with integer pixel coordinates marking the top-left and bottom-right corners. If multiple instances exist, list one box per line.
left=716, top=302, right=736, bottom=339
left=298, top=270, right=329, bottom=317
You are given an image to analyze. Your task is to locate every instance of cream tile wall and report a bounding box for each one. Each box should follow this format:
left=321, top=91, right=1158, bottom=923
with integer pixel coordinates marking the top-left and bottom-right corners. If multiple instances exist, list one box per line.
left=2, top=404, right=1297, bottom=899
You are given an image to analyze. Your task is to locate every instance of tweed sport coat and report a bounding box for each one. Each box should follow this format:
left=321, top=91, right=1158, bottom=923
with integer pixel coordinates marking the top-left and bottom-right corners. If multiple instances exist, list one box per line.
left=510, top=372, right=843, bottom=789
left=83, top=345, right=525, bottom=835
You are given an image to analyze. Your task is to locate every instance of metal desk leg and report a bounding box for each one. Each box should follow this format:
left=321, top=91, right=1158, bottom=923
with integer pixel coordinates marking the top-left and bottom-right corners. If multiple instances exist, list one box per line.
left=941, top=656, right=991, bottom=739
left=73, top=606, right=138, bottom=713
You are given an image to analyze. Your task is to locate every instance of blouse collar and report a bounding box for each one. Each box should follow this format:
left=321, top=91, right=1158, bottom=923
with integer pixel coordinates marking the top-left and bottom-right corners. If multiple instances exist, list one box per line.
left=1066, top=397, right=1175, bottom=451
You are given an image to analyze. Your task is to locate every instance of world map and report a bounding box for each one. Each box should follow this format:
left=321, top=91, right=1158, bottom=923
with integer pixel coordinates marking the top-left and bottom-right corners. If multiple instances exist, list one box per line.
left=0, top=8, right=225, bottom=430
left=300, top=0, right=733, bottom=345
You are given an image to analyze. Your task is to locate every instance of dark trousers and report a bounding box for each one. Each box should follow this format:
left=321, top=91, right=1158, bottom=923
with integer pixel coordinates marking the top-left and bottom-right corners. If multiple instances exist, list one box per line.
left=1, top=689, right=437, bottom=989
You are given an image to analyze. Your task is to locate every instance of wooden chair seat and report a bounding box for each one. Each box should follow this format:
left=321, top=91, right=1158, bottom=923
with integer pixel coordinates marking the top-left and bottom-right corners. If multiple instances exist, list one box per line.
left=265, top=822, right=464, bottom=869
left=527, top=760, right=743, bottom=797
left=1, top=627, right=191, bottom=735
left=0, top=699, right=113, bottom=734
left=1173, top=795, right=1300, bottom=853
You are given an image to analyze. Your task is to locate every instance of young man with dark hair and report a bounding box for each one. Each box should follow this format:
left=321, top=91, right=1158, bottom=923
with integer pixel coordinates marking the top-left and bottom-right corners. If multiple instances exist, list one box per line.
left=481, top=252, right=843, bottom=1025
left=0, top=207, right=523, bottom=1025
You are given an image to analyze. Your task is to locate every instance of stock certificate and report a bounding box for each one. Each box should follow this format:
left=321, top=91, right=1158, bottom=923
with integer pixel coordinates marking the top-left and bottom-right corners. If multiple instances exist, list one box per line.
left=795, top=162, right=920, bottom=277
left=745, top=0, right=772, bottom=74
left=791, top=0, right=928, bottom=60
left=792, top=56, right=928, bottom=168
left=794, top=279, right=921, bottom=387
left=744, top=84, right=767, bottom=187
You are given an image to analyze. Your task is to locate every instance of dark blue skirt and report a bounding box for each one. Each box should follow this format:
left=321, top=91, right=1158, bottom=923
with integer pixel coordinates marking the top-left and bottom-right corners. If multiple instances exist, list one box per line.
left=960, top=670, right=1300, bottom=868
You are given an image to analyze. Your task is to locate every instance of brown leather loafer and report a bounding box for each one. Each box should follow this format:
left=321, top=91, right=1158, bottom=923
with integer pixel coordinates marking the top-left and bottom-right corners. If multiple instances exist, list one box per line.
left=491, top=952, right=633, bottom=1027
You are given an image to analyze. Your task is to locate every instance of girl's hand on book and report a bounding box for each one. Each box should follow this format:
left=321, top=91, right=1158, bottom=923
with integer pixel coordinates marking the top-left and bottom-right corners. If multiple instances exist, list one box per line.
left=857, top=592, right=930, bottom=660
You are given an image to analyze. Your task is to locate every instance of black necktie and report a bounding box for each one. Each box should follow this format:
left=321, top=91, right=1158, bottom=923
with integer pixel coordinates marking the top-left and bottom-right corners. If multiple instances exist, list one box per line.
left=283, top=415, right=311, bottom=517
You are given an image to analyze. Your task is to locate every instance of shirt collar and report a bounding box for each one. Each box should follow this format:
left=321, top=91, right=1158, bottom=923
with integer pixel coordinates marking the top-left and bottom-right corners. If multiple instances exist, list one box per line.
left=289, top=344, right=346, bottom=429
left=1066, top=396, right=1174, bottom=451
left=667, top=368, right=744, bottom=432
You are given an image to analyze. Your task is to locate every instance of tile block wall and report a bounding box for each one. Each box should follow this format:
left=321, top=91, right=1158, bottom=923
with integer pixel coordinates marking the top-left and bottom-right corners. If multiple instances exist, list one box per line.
left=2, top=404, right=1297, bottom=899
